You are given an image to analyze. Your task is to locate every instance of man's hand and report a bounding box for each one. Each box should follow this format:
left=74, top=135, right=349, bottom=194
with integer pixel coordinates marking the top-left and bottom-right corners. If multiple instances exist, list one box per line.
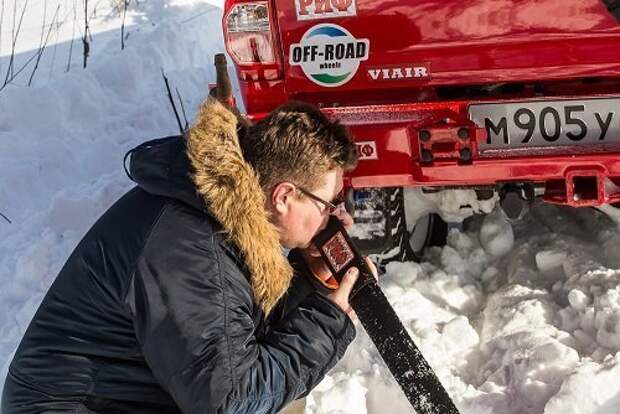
left=327, top=258, right=378, bottom=320
left=300, top=245, right=331, bottom=282
left=327, top=267, right=359, bottom=318
left=302, top=207, right=379, bottom=319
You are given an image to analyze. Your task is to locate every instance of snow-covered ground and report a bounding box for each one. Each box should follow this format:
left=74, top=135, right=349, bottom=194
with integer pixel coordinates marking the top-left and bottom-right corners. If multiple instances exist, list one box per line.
left=2, top=1, right=620, bottom=413
left=320, top=203, right=620, bottom=414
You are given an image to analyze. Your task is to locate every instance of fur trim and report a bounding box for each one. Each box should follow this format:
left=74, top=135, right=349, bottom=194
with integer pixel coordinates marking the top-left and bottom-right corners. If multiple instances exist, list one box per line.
left=186, top=98, right=292, bottom=315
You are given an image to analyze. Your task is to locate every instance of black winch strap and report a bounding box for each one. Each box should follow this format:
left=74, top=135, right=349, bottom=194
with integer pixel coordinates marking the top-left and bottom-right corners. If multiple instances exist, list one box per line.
left=311, top=216, right=460, bottom=413
left=352, top=283, right=459, bottom=413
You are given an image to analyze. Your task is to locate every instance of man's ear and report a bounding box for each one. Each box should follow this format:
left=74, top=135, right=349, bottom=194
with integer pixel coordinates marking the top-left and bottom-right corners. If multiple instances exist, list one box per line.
left=271, top=182, right=297, bottom=215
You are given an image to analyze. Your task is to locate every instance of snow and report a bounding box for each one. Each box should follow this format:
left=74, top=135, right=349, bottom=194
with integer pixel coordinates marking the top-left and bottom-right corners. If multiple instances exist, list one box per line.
left=1, top=0, right=231, bottom=396
left=543, top=353, right=620, bottom=414
left=404, top=187, right=499, bottom=227
left=479, top=209, right=514, bottom=258
left=2, top=1, right=620, bottom=414
left=320, top=205, right=620, bottom=414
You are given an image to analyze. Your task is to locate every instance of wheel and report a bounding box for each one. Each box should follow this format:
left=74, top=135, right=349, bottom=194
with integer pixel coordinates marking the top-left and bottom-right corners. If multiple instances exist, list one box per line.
left=350, top=187, right=448, bottom=266
left=380, top=187, right=414, bottom=263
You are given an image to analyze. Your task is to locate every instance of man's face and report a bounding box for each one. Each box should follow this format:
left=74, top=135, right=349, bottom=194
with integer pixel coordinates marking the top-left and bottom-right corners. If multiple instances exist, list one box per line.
left=270, top=169, right=344, bottom=249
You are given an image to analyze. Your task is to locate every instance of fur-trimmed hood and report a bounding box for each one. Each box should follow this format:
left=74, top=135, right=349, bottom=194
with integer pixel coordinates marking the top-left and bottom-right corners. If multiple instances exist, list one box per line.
left=186, top=98, right=293, bottom=315
left=128, top=98, right=292, bottom=315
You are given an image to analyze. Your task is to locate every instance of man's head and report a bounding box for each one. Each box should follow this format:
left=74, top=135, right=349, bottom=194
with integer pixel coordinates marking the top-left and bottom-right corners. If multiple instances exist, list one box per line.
left=239, top=101, right=358, bottom=249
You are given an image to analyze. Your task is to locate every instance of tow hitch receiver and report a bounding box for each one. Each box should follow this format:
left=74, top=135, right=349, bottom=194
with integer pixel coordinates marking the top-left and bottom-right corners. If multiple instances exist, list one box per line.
left=544, top=169, right=620, bottom=207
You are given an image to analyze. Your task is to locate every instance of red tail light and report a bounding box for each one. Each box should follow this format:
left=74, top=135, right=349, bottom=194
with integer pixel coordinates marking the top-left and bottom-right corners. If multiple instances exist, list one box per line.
left=223, top=1, right=282, bottom=81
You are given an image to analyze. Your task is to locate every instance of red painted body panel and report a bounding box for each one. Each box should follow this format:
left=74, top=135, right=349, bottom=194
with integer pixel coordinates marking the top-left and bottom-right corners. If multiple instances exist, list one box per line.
left=321, top=99, right=620, bottom=206
left=230, top=0, right=620, bottom=108
left=223, top=0, right=620, bottom=206
left=280, top=8, right=620, bottom=98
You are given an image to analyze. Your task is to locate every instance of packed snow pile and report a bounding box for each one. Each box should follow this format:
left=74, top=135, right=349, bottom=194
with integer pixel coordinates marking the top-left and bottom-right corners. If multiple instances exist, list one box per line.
left=2, top=1, right=620, bottom=413
left=311, top=205, right=620, bottom=414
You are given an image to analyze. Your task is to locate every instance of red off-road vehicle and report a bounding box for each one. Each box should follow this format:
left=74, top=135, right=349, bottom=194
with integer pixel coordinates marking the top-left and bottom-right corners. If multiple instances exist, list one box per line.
left=222, top=0, right=620, bottom=260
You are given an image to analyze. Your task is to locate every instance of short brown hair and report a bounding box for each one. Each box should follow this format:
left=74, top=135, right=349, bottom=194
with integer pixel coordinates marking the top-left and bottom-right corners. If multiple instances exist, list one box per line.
left=238, top=101, right=358, bottom=194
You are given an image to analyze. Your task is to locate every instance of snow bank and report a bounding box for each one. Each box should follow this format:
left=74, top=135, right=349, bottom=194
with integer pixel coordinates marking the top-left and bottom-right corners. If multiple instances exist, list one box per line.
left=313, top=205, right=620, bottom=413
left=544, top=353, right=620, bottom=414
left=1, top=0, right=230, bottom=393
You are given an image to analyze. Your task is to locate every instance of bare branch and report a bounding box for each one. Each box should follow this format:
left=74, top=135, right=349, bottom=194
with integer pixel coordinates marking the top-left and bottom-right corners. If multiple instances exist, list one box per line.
left=0, top=1, right=61, bottom=92
left=0, top=210, right=11, bottom=224
left=67, top=0, right=77, bottom=72
left=0, top=0, right=5, bottom=75
left=175, top=86, right=189, bottom=132
left=39, top=0, right=47, bottom=54
left=82, top=0, right=90, bottom=68
left=49, top=6, right=61, bottom=80
left=3, top=0, right=29, bottom=88
left=28, top=4, right=60, bottom=86
left=120, top=0, right=129, bottom=50
left=0, top=50, right=37, bottom=91
left=6, top=0, right=18, bottom=82
left=28, top=0, right=48, bottom=86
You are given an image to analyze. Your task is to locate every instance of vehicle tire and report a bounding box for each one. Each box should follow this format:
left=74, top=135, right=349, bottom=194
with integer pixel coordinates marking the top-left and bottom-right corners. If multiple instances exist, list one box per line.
left=379, top=187, right=448, bottom=265
left=381, top=187, right=415, bottom=263
left=351, top=187, right=448, bottom=266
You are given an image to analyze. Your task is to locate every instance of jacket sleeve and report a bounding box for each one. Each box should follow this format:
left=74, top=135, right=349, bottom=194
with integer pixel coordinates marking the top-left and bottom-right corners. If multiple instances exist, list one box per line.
left=267, top=247, right=352, bottom=399
left=125, top=209, right=355, bottom=414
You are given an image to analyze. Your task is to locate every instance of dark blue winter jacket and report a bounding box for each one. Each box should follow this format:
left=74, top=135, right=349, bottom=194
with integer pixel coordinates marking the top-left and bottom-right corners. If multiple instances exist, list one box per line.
left=1, top=100, right=355, bottom=413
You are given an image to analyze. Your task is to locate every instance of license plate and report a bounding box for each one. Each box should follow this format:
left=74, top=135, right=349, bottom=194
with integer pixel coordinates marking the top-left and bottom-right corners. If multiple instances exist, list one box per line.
left=469, top=98, right=620, bottom=153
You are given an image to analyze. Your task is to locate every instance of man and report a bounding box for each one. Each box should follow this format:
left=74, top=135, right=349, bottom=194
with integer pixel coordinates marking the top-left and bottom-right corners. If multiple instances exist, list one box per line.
left=2, top=97, right=363, bottom=413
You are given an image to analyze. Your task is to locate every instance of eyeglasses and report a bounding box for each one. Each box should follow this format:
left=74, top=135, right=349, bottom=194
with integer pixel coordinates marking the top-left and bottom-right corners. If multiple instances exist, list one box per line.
left=295, top=185, right=345, bottom=215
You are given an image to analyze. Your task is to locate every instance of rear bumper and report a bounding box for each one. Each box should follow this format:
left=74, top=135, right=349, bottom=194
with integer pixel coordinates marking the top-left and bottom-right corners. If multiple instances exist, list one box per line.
left=318, top=101, right=620, bottom=207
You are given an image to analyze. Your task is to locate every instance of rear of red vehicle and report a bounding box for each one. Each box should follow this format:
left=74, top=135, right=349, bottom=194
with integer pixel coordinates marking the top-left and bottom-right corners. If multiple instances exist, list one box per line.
left=223, top=0, right=620, bottom=256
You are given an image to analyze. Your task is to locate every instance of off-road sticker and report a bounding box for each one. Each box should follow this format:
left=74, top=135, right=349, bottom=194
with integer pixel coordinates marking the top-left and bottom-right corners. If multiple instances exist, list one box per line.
left=295, top=0, right=357, bottom=21
left=289, top=24, right=369, bottom=88
left=356, top=141, right=378, bottom=160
